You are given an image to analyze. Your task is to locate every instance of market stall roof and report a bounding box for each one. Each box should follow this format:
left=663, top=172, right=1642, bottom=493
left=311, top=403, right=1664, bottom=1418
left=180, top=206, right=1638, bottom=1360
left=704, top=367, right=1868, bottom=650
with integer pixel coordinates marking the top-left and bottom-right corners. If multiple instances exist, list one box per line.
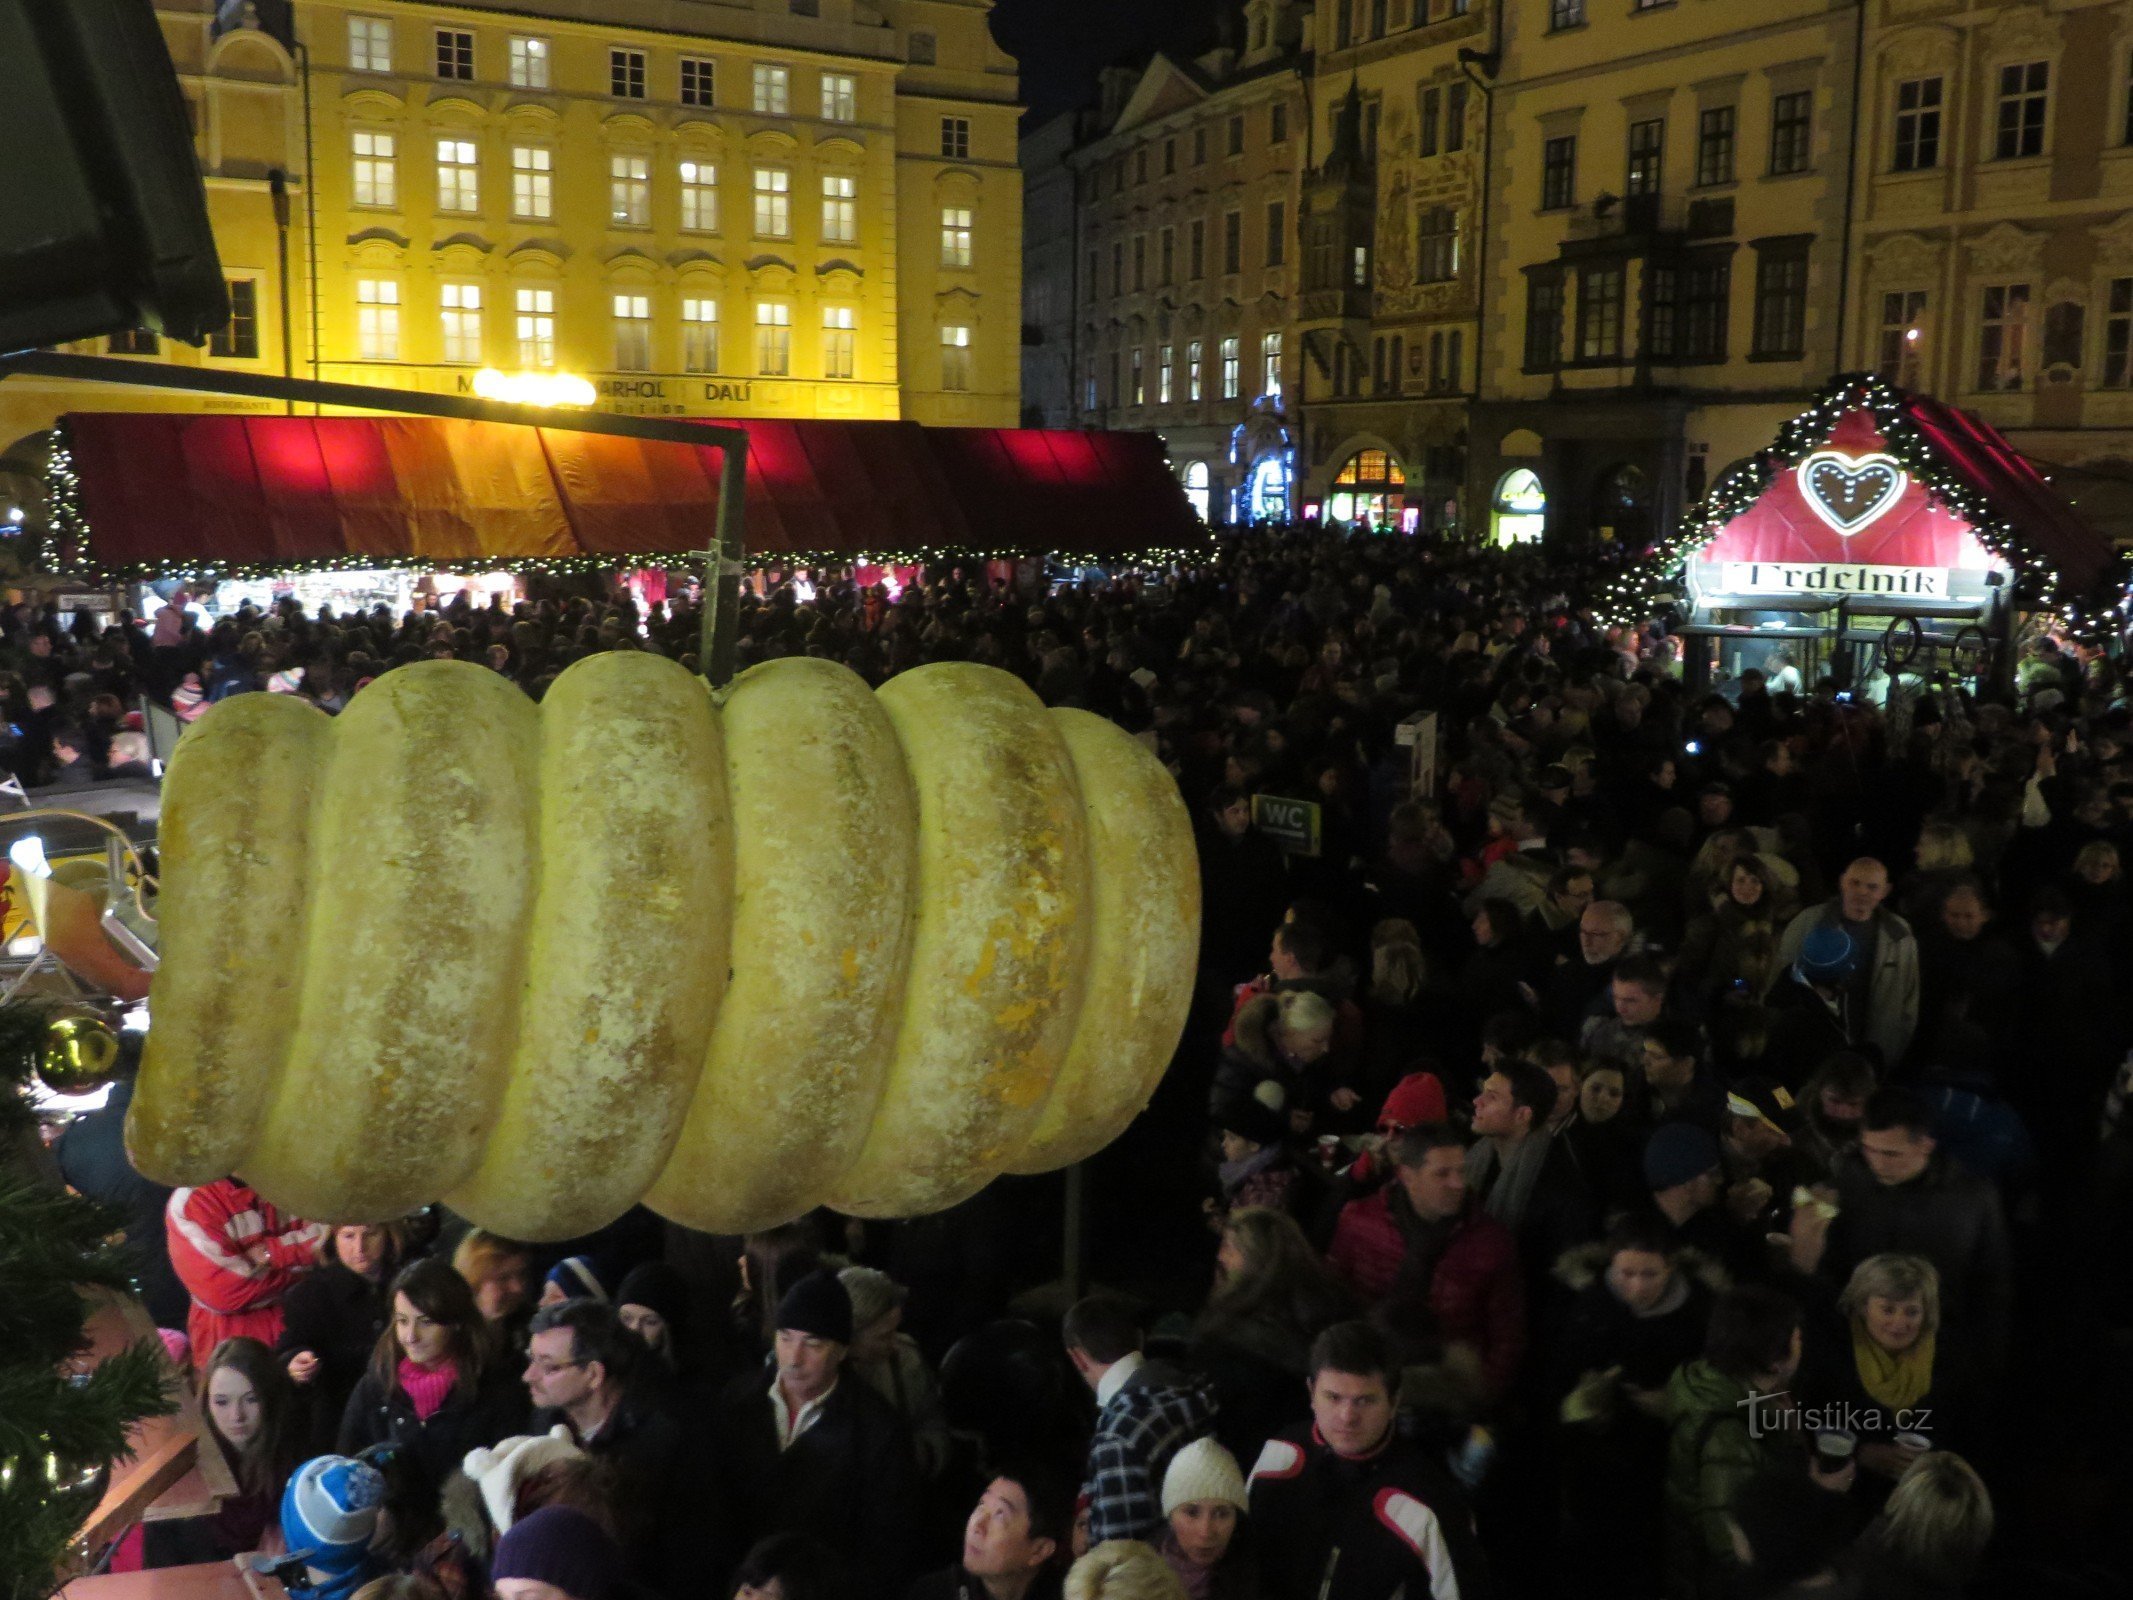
left=1612, top=374, right=2117, bottom=619
left=54, top=412, right=1205, bottom=577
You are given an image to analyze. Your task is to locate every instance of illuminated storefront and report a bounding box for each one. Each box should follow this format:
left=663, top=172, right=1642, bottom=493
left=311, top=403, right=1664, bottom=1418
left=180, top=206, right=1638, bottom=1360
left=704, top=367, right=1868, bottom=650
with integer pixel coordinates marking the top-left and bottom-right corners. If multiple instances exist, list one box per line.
left=1491, top=469, right=1547, bottom=546
left=1326, top=449, right=1406, bottom=527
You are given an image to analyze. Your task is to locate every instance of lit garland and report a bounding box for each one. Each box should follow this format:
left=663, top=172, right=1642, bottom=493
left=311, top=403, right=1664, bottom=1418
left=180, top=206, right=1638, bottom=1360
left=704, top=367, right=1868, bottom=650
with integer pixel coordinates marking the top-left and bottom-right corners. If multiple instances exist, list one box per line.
left=1600, top=371, right=2098, bottom=626
left=40, top=421, right=1212, bottom=583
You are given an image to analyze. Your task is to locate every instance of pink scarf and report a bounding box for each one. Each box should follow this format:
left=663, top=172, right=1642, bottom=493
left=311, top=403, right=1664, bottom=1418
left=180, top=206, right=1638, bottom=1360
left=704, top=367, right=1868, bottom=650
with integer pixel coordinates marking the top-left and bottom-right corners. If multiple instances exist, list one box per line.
left=397, top=1357, right=458, bottom=1421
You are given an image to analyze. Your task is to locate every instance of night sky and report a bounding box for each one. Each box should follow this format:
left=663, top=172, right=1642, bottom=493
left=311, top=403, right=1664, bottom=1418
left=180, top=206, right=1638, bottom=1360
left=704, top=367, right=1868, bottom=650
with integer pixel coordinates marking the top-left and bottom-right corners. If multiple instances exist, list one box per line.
left=991, top=0, right=1230, bottom=124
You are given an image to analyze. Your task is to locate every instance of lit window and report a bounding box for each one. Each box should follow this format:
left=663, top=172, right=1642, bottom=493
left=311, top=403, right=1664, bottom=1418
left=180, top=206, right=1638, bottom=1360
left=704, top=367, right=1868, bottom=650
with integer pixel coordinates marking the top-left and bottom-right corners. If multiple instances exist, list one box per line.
left=209, top=280, right=260, bottom=359
left=440, top=282, right=482, bottom=364
left=941, top=117, right=970, bottom=159
left=352, top=130, right=397, bottom=209
left=508, top=36, right=549, bottom=90
left=1262, top=331, right=1282, bottom=399
left=349, top=16, right=391, bottom=73
left=515, top=285, right=556, bottom=368
left=610, top=153, right=651, bottom=227
left=1158, top=344, right=1173, bottom=403
left=1877, top=290, right=1927, bottom=389
left=356, top=279, right=400, bottom=360
left=679, top=161, right=718, bottom=232
left=821, top=175, right=858, bottom=244
left=754, top=168, right=791, bottom=238
left=610, top=48, right=646, bottom=100
left=435, top=29, right=473, bottom=82
left=941, top=206, right=973, bottom=268
left=682, top=297, right=719, bottom=373
left=613, top=292, right=652, bottom=371
left=1130, top=347, right=1144, bottom=406
left=1220, top=336, right=1240, bottom=399
left=680, top=57, right=715, bottom=108
left=1976, top=282, right=2030, bottom=390
left=940, top=324, right=972, bottom=392
left=822, top=73, right=857, bottom=123
left=436, top=138, right=479, bottom=214
left=1187, top=340, right=1203, bottom=401
left=511, top=146, right=553, bottom=220
left=756, top=301, right=792, bottom=375
left=823, top=305, right=856, bottom=379
left=753, top=64, right=790, bottom=116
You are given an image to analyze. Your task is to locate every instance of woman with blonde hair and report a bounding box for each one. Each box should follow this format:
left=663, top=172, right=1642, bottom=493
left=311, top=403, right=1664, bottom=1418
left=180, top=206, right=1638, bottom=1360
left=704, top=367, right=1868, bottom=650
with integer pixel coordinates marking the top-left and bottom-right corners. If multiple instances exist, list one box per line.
left=1361, top=924, right=1456, bottom=1110
left=452, top=1230, right=536, bottom=1356
left=1846, top=1451, right=1994, bottom=1596
left=1806, top=1254, right=1971, bottom=1508
left=1065, top=1540, right=1188, bottom=1600
left=2067, top=838, right=2129, bottom=953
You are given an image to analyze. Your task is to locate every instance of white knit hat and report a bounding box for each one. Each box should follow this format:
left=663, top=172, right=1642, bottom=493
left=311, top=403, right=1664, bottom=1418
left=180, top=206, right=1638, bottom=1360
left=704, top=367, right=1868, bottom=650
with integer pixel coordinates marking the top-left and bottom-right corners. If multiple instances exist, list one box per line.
left=1160, top=1437, right=1248, bottom=1516
left=463, top=1425, right=584, bottom=1534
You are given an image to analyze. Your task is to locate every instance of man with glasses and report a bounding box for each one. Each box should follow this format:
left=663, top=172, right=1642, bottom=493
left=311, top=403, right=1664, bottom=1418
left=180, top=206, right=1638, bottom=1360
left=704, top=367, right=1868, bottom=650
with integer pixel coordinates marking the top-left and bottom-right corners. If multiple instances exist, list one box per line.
left=525, top=1299, right=694, bottom=1599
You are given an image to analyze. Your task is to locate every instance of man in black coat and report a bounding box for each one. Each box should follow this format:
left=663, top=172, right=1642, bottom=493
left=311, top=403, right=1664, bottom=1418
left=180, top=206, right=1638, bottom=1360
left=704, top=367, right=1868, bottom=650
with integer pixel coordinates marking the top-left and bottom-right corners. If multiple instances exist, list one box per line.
left=1250, top=1321, right=1488, bottom=1600
left=525, top=1298, right=699, bottom=1600
left=712, top=1269, right=918, bottom=1587
left=905, top=1465, right=1072, bottom=1600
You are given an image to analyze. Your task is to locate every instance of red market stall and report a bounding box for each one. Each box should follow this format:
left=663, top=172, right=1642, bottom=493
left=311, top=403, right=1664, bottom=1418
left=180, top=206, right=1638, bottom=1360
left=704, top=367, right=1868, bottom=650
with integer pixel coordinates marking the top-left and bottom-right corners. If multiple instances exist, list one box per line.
left=1611, top=374, right=2117, bottom=693
left=48, top=412, right=1205, bottom=580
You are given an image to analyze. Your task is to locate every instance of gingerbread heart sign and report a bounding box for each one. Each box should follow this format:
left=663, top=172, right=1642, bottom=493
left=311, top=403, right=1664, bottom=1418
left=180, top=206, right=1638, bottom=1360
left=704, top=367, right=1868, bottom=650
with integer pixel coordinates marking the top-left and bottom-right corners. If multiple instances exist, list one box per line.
left=1797, top=450, right=1908, bottom=536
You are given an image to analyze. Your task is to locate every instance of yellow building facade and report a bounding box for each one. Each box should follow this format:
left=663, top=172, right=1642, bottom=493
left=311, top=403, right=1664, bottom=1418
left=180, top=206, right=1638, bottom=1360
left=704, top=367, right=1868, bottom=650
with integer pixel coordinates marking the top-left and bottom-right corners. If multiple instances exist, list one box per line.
left=1850, top=0, right=2133, bottom=534
left=1472, top=0, right=1859, bottom=547
left=0, top=0, right=1021, bottom=525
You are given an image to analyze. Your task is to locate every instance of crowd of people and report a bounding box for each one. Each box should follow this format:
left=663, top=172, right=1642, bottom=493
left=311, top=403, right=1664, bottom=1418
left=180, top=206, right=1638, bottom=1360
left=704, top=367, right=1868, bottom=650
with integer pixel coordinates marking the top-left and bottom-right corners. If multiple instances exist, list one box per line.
left=31, top=522, right=2133, bottom=1600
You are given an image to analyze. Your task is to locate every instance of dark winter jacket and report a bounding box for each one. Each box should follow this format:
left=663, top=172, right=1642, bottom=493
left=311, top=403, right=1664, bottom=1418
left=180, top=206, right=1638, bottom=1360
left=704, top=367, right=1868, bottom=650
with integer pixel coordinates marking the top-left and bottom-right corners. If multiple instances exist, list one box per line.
left=277, top=1263, right=391, bottom=1455
left=1825, top=1149, right=2010, bottom=1365
left=530, top=1389, right=703, bottom=1600
left=710, top=1365, right=919, bottom=1586
left=1249, top=1422, right=1489, bottom=1600
left=336, top=1361, right=529, bottom=1503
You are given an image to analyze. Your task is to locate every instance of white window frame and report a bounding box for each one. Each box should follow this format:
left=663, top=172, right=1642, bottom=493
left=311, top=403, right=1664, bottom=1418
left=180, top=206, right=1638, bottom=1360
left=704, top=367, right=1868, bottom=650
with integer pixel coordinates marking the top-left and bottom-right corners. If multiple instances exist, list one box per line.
left=821, top=174, right=858, bottom=245
left=821, top=73, right=857, bottom=124
left=609, top=152, right=651, bottom=228
left=612, top=291, right=653, bottom=372
left=1262, top=330, right=1283, bottom=399
left=1158, top=343, right=1173, bottom=404
left=611, top=47, right=647, bottom=100
left=508, top=36, right=550, bottom=90
left=435, top=137, right=479, bottom=215
left=753, top=167, right=791, bottom=239
left=755, top=301, right=792, bottom=375
left=352, top=129, right=397, bottom=209
left=822, top=305, right=856, bottom=380
left=435, top=27, right=473, bottom=82
left=1187, top=339, right=1204, bottom=401
left=941, top=206, right=974, bottom=269
left=680, top=57, right=716, bottom=109
left=1975, top=281, right=2031, bottom=391
left=940, top=324, right=973, bottom=392
left=1220, top=336, right=1241, bottom=400
left=440, top=281, right=482, bottom=365
left=941, top=116, right=971, bottom=159
left=679, top=160, right=718, bottom=233
left=681, top=297, right=720, bottom=374
left=349, top=16, right=392, bottom=74
left=355, top=278, right=400, bottom=360
left=753, top=63, right=791, bottom=116
left=515, top=285, right=557, bottom=369
left=511, top=146, right=553, bottom=220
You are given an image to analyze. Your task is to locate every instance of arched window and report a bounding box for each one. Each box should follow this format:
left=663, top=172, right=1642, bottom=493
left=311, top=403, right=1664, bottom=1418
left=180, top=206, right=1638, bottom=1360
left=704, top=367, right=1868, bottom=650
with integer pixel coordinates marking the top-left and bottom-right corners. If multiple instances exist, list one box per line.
left=1492, top=468, right=1547, bottom=546
left=1183, top=460, right=1212, bottom=523
left=1327, top=449, right=1405, bottom=528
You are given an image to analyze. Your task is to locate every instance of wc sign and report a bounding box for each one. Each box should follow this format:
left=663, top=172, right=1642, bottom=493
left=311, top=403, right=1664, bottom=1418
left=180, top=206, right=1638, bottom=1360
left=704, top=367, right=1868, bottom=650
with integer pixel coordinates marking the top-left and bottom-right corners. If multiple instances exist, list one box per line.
left=1251, top=794, right=1323, bottom=857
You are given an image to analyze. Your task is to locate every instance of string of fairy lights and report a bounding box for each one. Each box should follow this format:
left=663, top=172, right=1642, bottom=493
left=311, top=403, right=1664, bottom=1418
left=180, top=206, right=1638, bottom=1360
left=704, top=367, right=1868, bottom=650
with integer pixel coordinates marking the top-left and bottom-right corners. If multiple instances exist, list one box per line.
left=40, top=423, right=1208, bottom=584
left=1599, top=372, right=2129, bottom=636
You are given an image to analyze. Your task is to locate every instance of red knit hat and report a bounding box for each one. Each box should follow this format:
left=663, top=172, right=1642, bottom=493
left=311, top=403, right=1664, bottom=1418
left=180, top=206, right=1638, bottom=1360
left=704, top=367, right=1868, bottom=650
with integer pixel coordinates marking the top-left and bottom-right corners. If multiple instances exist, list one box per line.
left=1377, top=1071, right=1448, bottom=1131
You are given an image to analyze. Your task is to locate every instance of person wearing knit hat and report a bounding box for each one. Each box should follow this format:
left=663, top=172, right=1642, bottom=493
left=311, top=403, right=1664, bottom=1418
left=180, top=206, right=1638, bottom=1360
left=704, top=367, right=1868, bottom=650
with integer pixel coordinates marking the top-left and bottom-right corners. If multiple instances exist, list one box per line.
left=1645, top=1122, right=1723, bottom=1196
left=613, top=1261, right=688, bottom=1368
left=539, top=1256, right=609, bottom=1309
left=841, top=1265, right=953, bottom=1479
left=491, top=1505, right=625, bottom=1600
left=709, top=1268, right=921, bottom=1583
left=463, top=1425, right=585, bottom=1536
left=1375, top=1071, right=1448, bottom=1133
left=1156, top=1438, right=1251, bottom=1596
left=277, top=1455, right=385, bottom=1600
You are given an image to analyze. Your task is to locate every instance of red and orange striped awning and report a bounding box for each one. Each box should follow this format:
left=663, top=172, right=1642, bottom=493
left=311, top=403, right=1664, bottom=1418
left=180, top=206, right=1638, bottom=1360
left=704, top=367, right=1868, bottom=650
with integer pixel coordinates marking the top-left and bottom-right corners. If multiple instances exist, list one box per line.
left=59, top=412, right=1204, bottom=575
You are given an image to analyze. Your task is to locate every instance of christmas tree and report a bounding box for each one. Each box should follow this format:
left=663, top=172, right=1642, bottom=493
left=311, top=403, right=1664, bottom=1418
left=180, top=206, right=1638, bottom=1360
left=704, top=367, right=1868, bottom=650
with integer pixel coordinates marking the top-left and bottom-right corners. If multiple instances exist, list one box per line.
left=0, top=1003, right=173, bottom=1600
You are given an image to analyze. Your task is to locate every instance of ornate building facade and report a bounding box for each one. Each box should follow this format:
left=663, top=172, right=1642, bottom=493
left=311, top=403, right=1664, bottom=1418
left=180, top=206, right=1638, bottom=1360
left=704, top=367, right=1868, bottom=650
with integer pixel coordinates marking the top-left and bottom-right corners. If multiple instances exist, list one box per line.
left=0, top=0, right=1021, bottom=523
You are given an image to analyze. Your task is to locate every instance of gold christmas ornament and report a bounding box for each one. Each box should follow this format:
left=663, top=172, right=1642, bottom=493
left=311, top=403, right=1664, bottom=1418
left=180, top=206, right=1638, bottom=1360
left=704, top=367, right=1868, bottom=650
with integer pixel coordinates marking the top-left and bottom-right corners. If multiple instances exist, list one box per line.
left=38, top=1013, right=120, bottom=1095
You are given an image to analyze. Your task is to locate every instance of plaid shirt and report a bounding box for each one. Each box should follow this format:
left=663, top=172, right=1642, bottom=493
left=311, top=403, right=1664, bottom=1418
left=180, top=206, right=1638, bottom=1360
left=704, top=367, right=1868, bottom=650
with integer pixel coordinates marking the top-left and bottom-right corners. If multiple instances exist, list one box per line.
left=1084, top=1356, right=1217, bottom=1546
